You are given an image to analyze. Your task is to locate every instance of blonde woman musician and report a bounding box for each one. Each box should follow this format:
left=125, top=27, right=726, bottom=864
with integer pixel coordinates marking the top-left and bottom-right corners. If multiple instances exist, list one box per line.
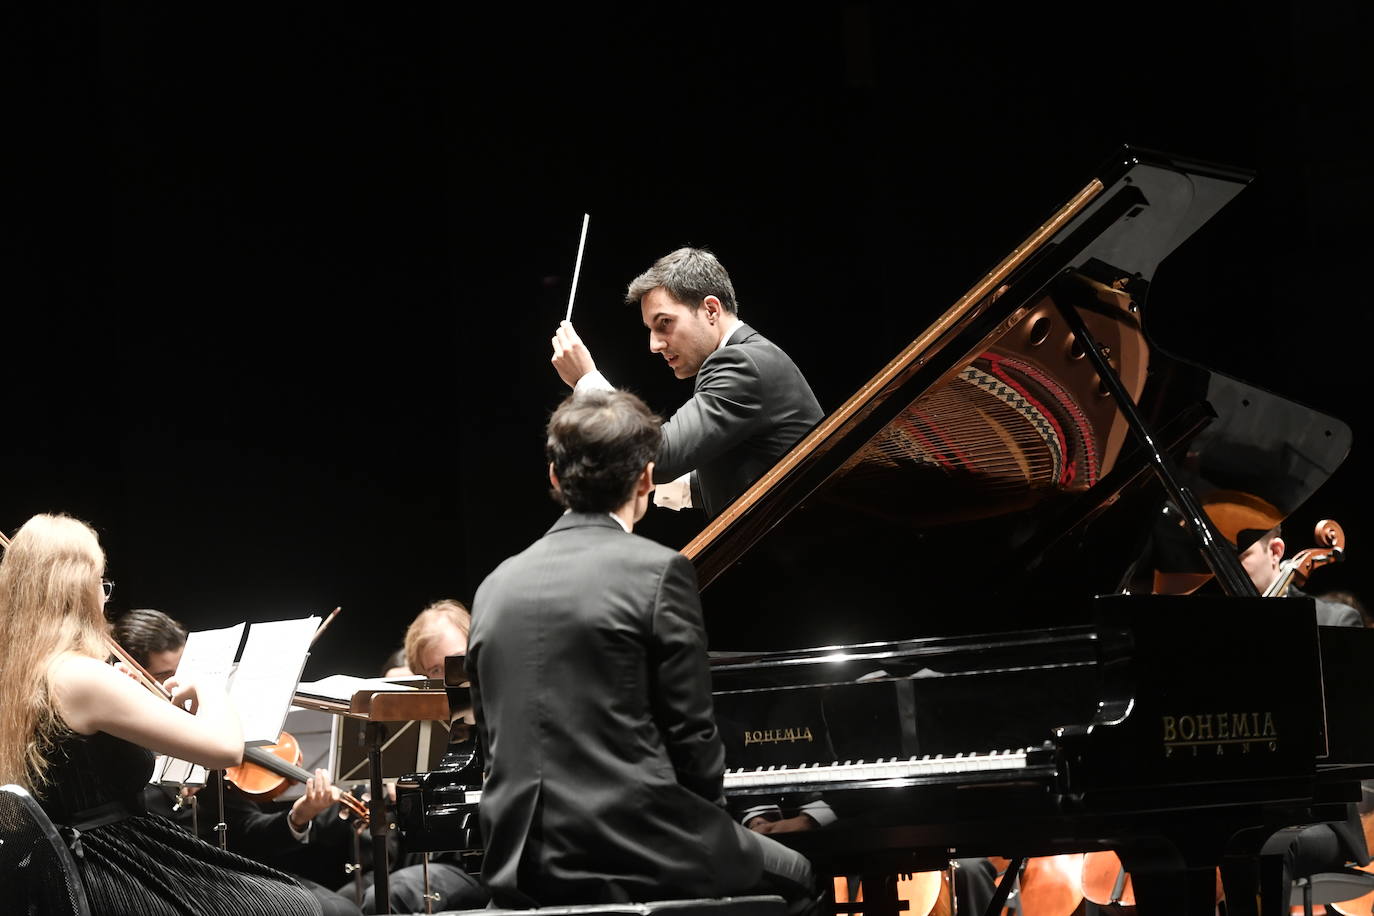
left=0, top=513, right=323, bottom=916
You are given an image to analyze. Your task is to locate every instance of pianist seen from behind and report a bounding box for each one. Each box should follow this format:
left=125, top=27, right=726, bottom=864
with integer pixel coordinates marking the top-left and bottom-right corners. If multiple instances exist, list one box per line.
left=466, top=389, right=816, bottom=910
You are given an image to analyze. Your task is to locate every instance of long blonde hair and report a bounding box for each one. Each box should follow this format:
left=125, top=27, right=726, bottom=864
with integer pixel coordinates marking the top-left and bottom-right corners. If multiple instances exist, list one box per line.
left=0, top=514, right=108, bottom=790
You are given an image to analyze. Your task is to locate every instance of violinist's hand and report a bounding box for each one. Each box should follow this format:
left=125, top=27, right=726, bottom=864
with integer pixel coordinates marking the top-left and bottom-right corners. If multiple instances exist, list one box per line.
left=289, top=768, right=338, bottom=831
left=551, top=320, right=597, bottom=388
left=162, top=676, right=201, bottom=714
left=113, top=662, right=144, bottom=686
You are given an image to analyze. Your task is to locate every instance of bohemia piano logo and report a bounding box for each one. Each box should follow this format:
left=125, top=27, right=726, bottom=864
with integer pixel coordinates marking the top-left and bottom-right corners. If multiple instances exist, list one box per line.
left=743, top=726, right=815, bottom=746
left=1161, top=712, right=1278, bottom=756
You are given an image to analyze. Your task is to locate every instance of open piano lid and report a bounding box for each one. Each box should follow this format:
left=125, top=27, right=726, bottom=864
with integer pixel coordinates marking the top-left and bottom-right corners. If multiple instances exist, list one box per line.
left=686, top=146, right=1351, bottom=650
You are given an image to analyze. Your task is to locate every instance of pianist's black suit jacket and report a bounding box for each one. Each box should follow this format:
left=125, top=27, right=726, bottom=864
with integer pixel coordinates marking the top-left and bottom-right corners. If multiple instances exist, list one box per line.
left=467, top=512, right=762, bottom=907
left=655, top=322, right=822, bottom=519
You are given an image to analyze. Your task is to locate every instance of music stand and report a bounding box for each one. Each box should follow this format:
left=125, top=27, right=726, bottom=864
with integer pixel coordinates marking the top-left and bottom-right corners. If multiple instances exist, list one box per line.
left=293, top=687, right=450, bottom=914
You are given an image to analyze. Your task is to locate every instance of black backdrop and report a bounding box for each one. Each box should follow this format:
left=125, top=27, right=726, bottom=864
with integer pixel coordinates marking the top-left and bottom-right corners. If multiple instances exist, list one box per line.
left=9, top=4, right=1371, bottom=677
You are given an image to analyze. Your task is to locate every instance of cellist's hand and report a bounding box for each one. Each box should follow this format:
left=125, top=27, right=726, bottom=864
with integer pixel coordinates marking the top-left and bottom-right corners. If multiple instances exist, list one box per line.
left=289, top=768, right=338, bottom=831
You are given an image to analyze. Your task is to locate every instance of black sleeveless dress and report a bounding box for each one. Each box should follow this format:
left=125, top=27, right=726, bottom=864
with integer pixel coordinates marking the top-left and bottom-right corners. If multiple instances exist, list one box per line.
left=37, top=729, right=321, bottom=916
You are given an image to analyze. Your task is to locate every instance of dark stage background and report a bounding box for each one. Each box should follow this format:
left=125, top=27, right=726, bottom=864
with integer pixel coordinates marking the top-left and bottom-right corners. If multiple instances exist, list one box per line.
left=9, top=4, right=1371, bottom=676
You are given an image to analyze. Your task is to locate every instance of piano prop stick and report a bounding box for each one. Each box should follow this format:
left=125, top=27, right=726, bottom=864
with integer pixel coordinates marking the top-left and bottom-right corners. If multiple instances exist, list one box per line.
left=565, top=212, right=590, bottom=322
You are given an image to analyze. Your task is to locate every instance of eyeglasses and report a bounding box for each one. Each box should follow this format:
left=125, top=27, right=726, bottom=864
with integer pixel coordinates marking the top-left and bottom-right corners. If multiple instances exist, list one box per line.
left=101, top=579, right=115, bottom=601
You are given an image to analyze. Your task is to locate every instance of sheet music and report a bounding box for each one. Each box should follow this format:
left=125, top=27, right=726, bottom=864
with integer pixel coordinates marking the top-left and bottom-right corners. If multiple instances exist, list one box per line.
left=177, top=622, right=244, bottom=694
left=150, top=616, right=318, bottom=787
left=296, top=673, right=418, bottom=704
left=231, top=616, right=320, bottom=745
left=153, top=756, right=207, bottom=788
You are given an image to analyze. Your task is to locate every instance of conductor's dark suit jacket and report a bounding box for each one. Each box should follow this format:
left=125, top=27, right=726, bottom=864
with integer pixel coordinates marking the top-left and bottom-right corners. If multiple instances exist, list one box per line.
left=655, top=323, right=822, bottom=519
left=467, top=512, right=763, bottom=907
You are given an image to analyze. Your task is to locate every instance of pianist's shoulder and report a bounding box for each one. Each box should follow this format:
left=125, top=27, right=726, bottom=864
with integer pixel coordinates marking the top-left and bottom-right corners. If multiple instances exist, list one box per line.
left=474, top=512, right=697, bottom=599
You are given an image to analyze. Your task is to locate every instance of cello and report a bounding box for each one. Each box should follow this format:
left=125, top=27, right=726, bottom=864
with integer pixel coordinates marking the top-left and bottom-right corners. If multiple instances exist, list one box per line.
left=989, top=855, right=1085, bottom=916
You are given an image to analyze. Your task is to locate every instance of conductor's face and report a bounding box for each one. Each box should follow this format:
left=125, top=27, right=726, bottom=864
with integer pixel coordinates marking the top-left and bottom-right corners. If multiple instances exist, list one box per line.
left=640, top=287, right=725, bottom=379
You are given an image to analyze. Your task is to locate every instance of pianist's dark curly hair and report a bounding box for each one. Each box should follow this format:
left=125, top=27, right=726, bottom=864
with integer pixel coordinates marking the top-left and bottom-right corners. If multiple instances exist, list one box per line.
left=546, top=390, right=662, bottom=513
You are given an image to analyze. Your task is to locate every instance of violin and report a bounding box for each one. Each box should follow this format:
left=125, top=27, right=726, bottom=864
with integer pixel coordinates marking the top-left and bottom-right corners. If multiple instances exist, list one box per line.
left=224, top=730, right=371, bottom=825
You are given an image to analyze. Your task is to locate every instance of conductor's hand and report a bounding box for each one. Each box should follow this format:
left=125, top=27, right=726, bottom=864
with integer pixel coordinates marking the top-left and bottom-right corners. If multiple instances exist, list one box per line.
left=289, top=768, right=338, bottom=832
left=162, top=676, right=201, bottom=714
left=551, top=320, right=597, bottom=388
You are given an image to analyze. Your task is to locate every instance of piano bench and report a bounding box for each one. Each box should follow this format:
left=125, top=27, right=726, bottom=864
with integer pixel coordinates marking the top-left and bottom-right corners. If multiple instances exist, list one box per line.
left=434, top=895, right=788, bottom=916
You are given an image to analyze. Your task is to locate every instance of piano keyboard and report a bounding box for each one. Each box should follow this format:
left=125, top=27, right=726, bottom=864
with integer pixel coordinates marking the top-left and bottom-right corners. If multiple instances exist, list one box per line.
left=723, top=748, right=1035, bottom=791
left=424, top=749, right=1043, bottom=809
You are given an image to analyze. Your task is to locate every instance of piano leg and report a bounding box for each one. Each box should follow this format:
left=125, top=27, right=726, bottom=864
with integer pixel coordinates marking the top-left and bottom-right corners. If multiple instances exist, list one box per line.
left=980, top=856, right=1024, bottom=916
left=1119, top=841, right=1222, bottom=916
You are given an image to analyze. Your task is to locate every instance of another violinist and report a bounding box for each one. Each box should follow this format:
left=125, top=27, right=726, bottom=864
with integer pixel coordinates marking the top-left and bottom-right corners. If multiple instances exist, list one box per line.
left=340, top=601, right=492, bottom=915
left=112, top=608, right=187, bottom=683
left=0, top=513, right=322, bottom=916
left=403, top=598, right=473, bottom=680
left=107, top=608, right=362, bottom=915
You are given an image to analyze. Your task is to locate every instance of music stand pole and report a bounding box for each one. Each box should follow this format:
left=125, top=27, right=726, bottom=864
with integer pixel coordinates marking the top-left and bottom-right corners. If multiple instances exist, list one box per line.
left=366, top=719, right=391, bottom=914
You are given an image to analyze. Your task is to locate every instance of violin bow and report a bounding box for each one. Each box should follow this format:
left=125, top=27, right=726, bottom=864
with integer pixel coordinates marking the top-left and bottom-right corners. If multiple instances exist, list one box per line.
left=311, top=606, right=342, bottom=646
left=107, top=636, right=175, bottom=700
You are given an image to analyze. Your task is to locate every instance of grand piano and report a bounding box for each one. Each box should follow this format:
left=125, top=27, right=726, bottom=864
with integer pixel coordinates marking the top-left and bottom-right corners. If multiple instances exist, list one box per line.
left=399, top=146, right=1369, bottom=916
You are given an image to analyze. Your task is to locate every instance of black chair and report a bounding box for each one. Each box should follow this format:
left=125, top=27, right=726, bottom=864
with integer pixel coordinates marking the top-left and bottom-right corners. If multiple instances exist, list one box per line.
left=435, top=895, right=788, bottom=916
left=1290, top=868, right=1374, bottom=916
left=0, top=783, right=92, bottom=916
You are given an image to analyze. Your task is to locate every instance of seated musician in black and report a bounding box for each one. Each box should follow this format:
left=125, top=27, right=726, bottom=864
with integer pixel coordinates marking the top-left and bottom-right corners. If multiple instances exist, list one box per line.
left=1137, top=490, right=1362, bottom=626
left=1135, top=494, right=1370, bottom=907
left=1237, top=523, right=1362, bottom=625
left=1314, top=589, right=1371, bottom=627
left=1236, top=522, right=1372, bottom=898
left=112, top=609, right=364, bottom=916
left=467, top=389, right=815, bottom=909
left=333, top=602, right=489, bottom=916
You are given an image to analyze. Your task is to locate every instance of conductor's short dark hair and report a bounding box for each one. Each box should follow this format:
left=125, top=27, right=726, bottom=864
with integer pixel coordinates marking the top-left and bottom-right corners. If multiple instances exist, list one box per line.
left=546, top=390, right=662, bottom=514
